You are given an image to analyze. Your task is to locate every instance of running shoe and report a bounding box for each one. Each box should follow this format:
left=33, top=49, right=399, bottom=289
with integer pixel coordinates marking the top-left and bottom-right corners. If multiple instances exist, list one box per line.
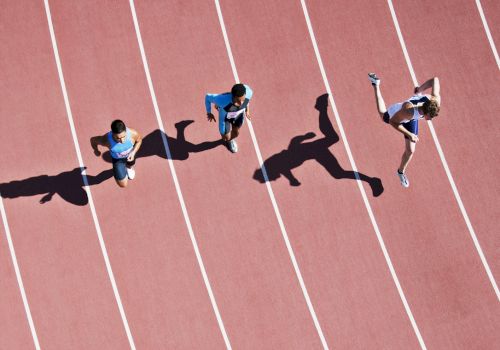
left=126, top=166, right=136, bottom=180
left=368, top=73, right=380, bottom=86
left=228, top=139, right=238, bottom=153
left=396, top=171, right=409, bottom=188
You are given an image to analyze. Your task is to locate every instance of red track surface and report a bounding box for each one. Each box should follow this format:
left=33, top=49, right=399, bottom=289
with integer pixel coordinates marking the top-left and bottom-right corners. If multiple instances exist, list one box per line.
left=0, top=1, right=498, bottom=349
left=306, top=0, right=500, bottom=348
left=0, top=2, right=129, bottom=348
left=482, top=0, right=500, bottom=50
left=0, top=224, right=32, bottom=349
left=394, top=0, right=500, bottom=282
left=49, top=0, right=227, bottom=348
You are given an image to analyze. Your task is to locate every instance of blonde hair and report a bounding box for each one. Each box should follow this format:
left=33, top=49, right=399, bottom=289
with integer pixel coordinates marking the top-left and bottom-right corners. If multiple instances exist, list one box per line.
left=422, top=99, right=440, bottom=118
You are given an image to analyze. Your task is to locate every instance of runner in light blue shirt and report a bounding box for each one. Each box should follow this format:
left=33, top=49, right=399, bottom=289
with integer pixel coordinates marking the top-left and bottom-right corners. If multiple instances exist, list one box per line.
left=205, top=83, right=253, bottom=153
left=90, top=119, right=142, bottom=188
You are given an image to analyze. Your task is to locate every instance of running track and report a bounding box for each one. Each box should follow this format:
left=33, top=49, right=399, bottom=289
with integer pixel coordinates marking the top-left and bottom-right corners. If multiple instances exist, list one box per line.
left=0, top=1, right=498, bottom=349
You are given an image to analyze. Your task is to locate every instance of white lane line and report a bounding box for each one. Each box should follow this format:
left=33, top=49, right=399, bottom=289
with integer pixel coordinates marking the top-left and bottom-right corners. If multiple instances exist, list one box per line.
left=475, top=0, right=500, bottom=71
left=43, top=1, right=136, bottom=348
left=128, top=1, right=232, bottom=348
left=214, top=1, right=329, bottom=349
left=300, top=1, right=427, bottom=349
left=0, top=197, right=41, bottom=350
left=387, top=0, right=500, bottom=302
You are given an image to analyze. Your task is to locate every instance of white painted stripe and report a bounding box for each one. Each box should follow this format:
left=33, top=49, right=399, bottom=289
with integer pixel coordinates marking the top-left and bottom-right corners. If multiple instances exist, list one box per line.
left=387, top=0, right=500, bottom=302
left=43, top=1, right=137, bottom=348
left=128, top=1, right=232, bottom=348
left=475, top=0, right=500, bottom=71
left=214, top=1, right=329, bottom=349
left=0, top=197, right=41, bottom=350
left=300, top=1, right=427, bottom=349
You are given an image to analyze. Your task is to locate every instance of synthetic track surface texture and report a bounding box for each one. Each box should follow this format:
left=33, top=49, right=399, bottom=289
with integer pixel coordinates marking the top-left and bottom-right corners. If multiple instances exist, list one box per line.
left=0, top=1, right=498, bottom=349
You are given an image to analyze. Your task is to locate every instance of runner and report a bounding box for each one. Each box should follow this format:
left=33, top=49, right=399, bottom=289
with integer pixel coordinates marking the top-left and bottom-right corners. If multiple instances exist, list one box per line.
left=205, top=83, right=253, bottom=153
left=90, top=119, right=142, bottom=188
left=368, top=73, right=441, bottom=187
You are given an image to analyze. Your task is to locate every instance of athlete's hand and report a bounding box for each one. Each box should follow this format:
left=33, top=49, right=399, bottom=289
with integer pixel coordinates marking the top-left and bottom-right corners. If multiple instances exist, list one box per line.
left=246, top=113, right=252, bottom=120
left=93, top=148, right=101, bottom=157
left=409, top=133, right=419, bottom=143
left=207, top=113, right=216, bottom=122
left=127, top=152, right=135, bottom=162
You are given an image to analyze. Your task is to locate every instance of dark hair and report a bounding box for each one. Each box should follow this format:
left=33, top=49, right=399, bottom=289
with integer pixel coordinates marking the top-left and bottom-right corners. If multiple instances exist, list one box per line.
left=422, top=100, right=440, bottom=118
left=231, top=84, right=246, bottom=98
left=111, top=119, right=126, bottom=134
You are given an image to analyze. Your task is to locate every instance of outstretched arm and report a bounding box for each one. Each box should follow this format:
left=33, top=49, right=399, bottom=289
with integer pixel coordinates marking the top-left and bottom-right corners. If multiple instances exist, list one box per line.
left=415, top=77, right=440, bottom=102
left=205, top=94, right=217, bottom=122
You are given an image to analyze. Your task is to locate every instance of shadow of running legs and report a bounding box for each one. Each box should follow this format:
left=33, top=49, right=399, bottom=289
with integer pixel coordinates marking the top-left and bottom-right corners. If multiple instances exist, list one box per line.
left=253, top=94, right=384, bottom=197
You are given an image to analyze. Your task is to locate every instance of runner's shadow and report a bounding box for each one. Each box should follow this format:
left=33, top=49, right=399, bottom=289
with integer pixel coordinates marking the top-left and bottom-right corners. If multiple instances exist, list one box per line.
left=1, top=121, right=219, bottom=206
left=0, top=167, right=113, bottom=206
left=253, top=94, right=384, bottom=197
left=102, top=120, right=223, bottom=162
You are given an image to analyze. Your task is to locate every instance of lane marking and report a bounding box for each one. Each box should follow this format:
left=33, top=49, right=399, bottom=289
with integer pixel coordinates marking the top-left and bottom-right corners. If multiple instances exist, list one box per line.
left=0, top=197, right=41, bottom=350
left=300, top=1, right=427, bottom=348
left=214, top=1, right=329, bottom=349
left=128, top=1, right=232, bottom=348
left=475, top=0, right=500, bottom=71
left=43, top=1, right=137, bottom=348
left=387, top=0, right=500, bottom=302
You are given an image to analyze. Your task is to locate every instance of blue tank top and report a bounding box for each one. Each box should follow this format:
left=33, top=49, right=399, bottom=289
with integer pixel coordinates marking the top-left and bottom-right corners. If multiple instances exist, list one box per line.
left=108, top=128, right=134, bottom=159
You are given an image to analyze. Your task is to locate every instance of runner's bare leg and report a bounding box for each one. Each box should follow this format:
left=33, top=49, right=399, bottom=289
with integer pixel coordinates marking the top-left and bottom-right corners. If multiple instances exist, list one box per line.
left=398, top=138, right=416, bottom=173
left=373, top=84, right=387, bottom=119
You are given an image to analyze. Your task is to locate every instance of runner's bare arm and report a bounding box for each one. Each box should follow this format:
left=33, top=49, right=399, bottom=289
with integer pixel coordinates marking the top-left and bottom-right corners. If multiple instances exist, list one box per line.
left=205, top=93, right=217, bottom=122
left=90, top=134, right=109, bottom=156
left=430, top=77, right=440, bottom=104
left=246, top=103, right=251, bottom=120
left=389, top=104, right=419, bottom=142
left=416, top=77, right=440, bottom=103
left=128, top=128, right=142, bottom=161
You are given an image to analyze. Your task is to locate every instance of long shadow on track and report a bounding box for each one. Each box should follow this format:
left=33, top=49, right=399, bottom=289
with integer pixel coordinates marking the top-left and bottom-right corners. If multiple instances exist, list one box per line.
left=0, top=120, right=222, bottom=206
left=103, top=120, right=223, bottom=162
left=253, top=94, right=384, bottom=197
left=0, top=168, right=112, bottom=206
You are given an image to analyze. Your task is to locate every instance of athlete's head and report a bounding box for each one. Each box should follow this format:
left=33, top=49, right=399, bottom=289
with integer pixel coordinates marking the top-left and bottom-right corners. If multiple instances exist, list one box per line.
left=231, top=83, right=246, bottom=107
left=111, top=119, right=127, bottom=143
left=422, top=99, right=440, bottom=120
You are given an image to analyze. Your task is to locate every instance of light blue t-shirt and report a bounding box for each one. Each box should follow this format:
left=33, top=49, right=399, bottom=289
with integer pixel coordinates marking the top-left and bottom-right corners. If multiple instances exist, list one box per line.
left=205, top=84, right=253, bottom=134
left=107, top=128, right=134, bottom=159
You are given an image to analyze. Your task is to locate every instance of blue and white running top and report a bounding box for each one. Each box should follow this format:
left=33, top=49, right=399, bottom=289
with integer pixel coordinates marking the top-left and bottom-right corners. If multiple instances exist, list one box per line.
left=205, top=84, right=253, bottom=135
left=107, top=128, right=134, bottom=159
left=387, top=94, right=430, bottom=123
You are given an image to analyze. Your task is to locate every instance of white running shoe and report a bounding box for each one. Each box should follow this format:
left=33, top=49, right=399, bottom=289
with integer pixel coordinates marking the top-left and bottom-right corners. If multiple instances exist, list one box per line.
left=228, top=139, right=238, bottom=153
left=368, top=72, right=380, bottom=86
left=396, top=171, right=409, bottom=188
left=126, top=166, right=136, bottom=180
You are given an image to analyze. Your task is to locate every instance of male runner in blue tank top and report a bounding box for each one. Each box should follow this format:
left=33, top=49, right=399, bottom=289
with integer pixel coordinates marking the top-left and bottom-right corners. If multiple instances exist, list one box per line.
left=205, top=83, right=253, bottom=153
left=368, top=73, right=441, bottom=188
left=90, top=120, right=142, bottom=188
